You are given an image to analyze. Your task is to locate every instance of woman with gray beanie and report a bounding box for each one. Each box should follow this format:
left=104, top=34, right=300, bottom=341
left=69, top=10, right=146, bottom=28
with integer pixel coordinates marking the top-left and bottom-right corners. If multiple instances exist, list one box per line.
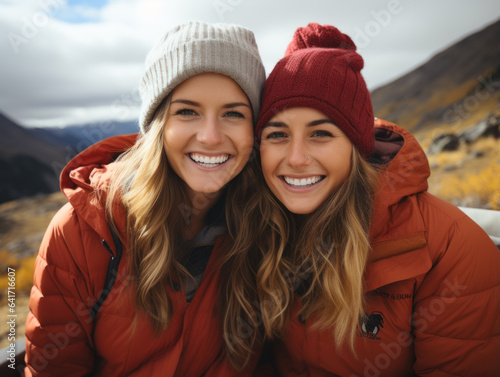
left=24, top=21, right=266, bottom=376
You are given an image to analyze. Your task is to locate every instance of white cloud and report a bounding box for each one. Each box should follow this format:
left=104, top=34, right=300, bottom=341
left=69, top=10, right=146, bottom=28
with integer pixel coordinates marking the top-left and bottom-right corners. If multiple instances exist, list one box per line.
left=0, top=0, right=147, bottom=126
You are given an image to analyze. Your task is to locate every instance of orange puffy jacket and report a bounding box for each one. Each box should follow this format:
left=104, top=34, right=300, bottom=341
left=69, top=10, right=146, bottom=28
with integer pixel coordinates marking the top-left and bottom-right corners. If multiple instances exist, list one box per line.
left=275, top=119, right=500, bottom=377
left=24, top=134, right=257, bottom=377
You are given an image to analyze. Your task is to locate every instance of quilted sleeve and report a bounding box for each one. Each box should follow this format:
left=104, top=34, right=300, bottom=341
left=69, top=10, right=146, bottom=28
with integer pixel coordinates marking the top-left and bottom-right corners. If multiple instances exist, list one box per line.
left=24, top=203, right=97, bottom=376
left=413, top=209, right=500, bottom=377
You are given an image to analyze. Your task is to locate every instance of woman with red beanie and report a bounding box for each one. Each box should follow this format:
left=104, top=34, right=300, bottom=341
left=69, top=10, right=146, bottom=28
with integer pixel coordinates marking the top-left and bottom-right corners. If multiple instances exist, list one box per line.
left=253, top=23, right=500, bottom=376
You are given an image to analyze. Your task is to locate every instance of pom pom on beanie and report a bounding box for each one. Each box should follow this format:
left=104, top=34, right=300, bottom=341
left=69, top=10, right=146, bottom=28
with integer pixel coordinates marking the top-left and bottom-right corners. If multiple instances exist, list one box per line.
left=285, top=22, right=356, bottom=55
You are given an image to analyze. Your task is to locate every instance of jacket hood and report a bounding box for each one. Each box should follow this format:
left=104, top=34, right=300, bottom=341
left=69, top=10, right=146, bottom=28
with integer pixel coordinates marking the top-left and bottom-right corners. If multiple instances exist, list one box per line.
left=370, top=119, right=430, bottom=239
left=60, top=133, right=138, bottom=240
left=365, top=119, right=431, bottom=291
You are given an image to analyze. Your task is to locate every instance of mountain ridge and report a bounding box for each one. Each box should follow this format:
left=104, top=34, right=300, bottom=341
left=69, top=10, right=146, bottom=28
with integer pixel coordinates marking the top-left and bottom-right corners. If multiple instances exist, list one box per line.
left=0, top=114, right=139, bottom=204
left=371, top=18, right=500, bottom=136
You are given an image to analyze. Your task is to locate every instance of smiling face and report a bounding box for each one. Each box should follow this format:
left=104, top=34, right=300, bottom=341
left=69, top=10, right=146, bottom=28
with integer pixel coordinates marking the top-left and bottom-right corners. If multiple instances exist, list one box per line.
left=163, top=72, right=254, bottom=197
left=259, top=107, right=353, bottom=214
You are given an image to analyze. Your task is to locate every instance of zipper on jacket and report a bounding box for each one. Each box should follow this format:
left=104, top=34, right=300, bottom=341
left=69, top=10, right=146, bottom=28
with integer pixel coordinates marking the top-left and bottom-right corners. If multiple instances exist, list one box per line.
left=90, top=229, right=123, bottom=320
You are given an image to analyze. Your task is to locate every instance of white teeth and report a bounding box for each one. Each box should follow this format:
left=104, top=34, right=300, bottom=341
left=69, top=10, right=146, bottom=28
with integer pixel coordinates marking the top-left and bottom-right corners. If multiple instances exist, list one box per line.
left=190, top=153, right=229, bottom=167
left=284, top=176, right=323, bottom=187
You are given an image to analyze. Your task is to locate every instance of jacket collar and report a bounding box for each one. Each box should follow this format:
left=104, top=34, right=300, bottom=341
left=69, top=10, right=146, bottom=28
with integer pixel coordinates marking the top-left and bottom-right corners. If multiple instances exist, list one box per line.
left=364, top=119, right=432, bottom=291
left=60, top=133, right=138, bottom=243
left=364, top=196, right=432, bottom=292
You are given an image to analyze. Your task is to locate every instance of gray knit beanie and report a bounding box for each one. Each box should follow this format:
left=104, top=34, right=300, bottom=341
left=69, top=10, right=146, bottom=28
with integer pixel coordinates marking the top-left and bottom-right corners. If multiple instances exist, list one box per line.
left=139, top=21, right=266, bottom=132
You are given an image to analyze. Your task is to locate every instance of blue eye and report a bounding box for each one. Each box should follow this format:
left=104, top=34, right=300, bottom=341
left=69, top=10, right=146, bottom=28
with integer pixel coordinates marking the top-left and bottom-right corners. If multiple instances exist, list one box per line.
left=176, top=108, right=196, bottom=116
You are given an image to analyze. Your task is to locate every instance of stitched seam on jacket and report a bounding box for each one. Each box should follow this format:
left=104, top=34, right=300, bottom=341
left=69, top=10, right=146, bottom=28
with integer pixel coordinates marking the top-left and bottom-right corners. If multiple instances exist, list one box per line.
left=25, top=330, right=87, bottom=349
left=36, top=253, right=85, bottom=283
left=32, top=284, right=85, bottom=301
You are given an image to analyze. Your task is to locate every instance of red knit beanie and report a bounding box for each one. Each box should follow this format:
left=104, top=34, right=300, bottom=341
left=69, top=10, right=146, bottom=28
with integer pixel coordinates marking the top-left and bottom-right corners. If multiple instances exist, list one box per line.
left=256, top=23, right=375, bottom=157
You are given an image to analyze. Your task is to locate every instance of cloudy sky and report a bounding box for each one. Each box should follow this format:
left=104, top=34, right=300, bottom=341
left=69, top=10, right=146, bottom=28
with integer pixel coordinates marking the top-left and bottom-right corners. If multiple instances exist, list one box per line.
left=1, top=0, right=499, bottom=128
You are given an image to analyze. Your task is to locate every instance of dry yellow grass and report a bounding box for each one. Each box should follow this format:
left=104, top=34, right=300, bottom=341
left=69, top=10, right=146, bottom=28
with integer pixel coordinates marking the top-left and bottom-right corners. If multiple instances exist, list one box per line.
left=429, top=136, right=500, bottom=209
left=427, top=145, right=468, bottom=168
left=417, top=110, right=500, bottom=150
left=0, top=192, right=67, bottom=349
left=0, top=293, right=30, bottom=350
left=426, top=136, right=500, bottom=167
left=0, top=255, right=38, bottom=296
left=470, top=135, right=500, bottom=155
left=434, top=156, right=500, bottom=210
left=382, top=77, right=489, bottom=132
left=0, top=192, right=67, bottom=252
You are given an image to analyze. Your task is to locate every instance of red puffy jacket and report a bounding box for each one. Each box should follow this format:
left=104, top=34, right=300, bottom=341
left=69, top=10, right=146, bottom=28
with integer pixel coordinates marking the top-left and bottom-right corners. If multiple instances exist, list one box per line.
left=24, top=134, right=258, bottom=376
left=275, top=119, right=500, bottom=377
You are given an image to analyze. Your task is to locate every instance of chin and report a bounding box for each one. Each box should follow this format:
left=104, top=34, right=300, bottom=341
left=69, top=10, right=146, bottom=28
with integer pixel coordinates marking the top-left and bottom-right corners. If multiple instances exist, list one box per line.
left=196, top=186, right=224, bottom=195
left=187, top=181, right=223, bottom=195
left=283, top=202, right=318, bottom=215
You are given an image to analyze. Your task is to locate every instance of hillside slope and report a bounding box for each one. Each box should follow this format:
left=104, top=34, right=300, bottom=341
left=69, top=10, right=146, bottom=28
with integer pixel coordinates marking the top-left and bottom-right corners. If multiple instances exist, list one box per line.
left=371, top=19, right=500, bottom=137
left=0, top=113, right=140, bottom=204
left=0, top=113, right=69, bottom=203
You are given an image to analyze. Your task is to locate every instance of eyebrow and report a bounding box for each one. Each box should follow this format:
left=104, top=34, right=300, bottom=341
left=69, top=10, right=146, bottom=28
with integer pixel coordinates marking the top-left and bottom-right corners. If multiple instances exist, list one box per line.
left=224, top=102, right=251, bottom=109
left=170, top=99, right=199, bottom=106
left=170, top=99, right=251, bottom=109
left=263, top=119, right=336, bottom=128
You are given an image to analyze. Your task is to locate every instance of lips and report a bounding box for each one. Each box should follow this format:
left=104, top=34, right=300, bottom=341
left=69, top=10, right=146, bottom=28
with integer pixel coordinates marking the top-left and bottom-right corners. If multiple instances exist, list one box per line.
left=189, top=153, right=230, bottom=168
left=282, top=175, right=325, bottom=188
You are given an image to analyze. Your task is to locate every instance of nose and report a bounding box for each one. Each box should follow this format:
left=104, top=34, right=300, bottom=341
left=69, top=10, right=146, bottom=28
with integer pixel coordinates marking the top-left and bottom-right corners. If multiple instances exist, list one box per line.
left=287, top=138, right=311, bottom=168
left=197, top=116, right=224, bottom=146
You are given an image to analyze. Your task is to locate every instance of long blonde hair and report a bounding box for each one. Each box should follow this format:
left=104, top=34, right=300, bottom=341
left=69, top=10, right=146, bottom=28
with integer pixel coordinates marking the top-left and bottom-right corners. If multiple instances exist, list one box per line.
left=106, top=98, right=189, bottom=328
left=105, top=98, right=268, bottom=370
left=256, top=148, right=381, bottom=350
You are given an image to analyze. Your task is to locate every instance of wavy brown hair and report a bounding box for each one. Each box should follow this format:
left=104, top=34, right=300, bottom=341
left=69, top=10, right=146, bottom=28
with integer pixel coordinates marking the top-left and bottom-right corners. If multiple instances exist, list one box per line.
left=105, top=98, right=268, bottom=370
left=256, top=148, right=381, bottom=351
left=218, top=156, right=289, bottom=368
